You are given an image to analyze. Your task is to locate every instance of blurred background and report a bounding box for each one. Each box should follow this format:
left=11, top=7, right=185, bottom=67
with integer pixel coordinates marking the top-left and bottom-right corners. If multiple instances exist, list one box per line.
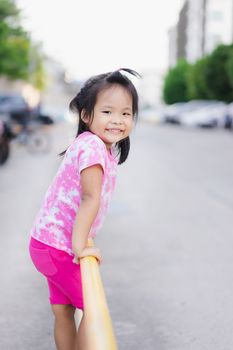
left=0, top=0, right=233, bottom=349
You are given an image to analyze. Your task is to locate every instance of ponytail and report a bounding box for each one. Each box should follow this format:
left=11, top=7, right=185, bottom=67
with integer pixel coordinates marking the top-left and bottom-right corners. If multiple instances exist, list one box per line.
left=116, top=137, right=130, bottom=165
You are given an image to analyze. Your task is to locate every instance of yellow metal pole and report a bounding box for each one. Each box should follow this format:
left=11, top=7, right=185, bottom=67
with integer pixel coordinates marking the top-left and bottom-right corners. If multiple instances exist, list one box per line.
left=80, top=238, right=118, bottom=350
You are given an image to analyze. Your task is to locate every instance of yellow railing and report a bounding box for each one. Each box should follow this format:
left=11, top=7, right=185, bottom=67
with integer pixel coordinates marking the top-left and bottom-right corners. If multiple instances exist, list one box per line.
left=80, top=238, right=118, bottom=350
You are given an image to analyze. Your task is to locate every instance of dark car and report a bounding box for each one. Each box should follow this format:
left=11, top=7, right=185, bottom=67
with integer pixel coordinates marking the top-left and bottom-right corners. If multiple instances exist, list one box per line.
left=0, top=93, right=40, bottom=128
left=0, top=119, right=12, bottom=165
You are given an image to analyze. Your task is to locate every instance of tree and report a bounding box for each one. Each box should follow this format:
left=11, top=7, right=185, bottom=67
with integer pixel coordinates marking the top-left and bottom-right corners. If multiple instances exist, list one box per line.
left=0, top=0, right=30, bottom=79
left=187, top=56, right=210, bottom=100
left=0, top=0, right=19, bottom=20
left=163, top=59, right=191, bottom=104
left=227, top=47, right=233, bottom=91
left=0, top=0, right=46, bottom=89
left=0, top=25, right=30, bottom=80
left=202, top=44, right=233, bottom=102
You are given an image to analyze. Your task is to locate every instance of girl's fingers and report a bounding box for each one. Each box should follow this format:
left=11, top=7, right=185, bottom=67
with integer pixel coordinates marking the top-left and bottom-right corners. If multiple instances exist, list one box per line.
left=72, top=256, right=79, bottom=264
left=97, top=256, right=102, bottom=264
left=74, top=248, right=102, bottom=264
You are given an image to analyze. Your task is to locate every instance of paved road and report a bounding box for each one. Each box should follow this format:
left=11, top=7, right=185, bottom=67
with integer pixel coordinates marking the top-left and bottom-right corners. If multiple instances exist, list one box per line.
left=0, top=121, right=233, bottom=349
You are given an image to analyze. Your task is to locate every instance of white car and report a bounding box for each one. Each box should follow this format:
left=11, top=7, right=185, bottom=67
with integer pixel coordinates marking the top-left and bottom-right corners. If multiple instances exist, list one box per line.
left=179, top=102, right=228, bottom=127
left=139, top=105, right=166, bottom=124
left=163, top=102, right=187, bottom=124
left=164, top=100, right=215, bottom=124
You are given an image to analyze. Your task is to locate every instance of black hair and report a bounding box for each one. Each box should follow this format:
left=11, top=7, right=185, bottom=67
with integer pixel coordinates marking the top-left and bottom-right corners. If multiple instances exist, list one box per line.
left=60, top=68, right=140, bottom=164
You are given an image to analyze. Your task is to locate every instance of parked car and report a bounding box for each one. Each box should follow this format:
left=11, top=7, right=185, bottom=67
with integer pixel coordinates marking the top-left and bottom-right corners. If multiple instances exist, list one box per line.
left=225, top=102, right=233, bottom=129
left=163, top=102, right=187, bottom=124
left=0, top=117, right=12, bottom=165
left=179, top=102, right=228, bottom=127
left=0, top=93, right=40, bottom=126
left=164, top=100, right=214, bottom=124
left=139, top=105, right=166, bottom=124
left=36, top=114, right=54, bottom=125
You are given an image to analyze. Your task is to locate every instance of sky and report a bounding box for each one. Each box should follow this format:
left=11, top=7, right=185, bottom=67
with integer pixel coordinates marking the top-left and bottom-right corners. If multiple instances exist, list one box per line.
left=16, top=0, right=185, bottom=80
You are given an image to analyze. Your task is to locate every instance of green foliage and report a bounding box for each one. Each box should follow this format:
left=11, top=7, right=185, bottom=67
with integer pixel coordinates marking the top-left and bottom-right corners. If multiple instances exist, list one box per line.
left=0, top=0, right=46, bottom=89
left=0, top=23, right=30, bottom=79
left=164, top=44, right=233, bottom=103
left=29, top=43, right=47, bottom=90
left=163, top=59, right=191, bottom=104
left=0, top=0, right=19, bottom=20
left=187, top=56, right=210, bottom=100
left=226, top=47, right=233, bottom=90
left=202, top=44, right=233, bottom=102
left=0, top=0, right=30, bottom=79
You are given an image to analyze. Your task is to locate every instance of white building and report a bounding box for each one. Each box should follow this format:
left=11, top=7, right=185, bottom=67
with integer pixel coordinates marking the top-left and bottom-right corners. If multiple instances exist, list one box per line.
left=186, top=0, right=206, bottom=62
left=169, top=0, right=233, bottom=66
left=204, top=0, right=233, bottom=54
left=168, top=26, right=178, bottom=67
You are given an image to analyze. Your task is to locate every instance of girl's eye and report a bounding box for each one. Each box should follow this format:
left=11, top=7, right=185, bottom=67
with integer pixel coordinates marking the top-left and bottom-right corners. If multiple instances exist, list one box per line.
left=123, top=113, right=131, bottom=117
left=102, top=111, right=111, bottom=114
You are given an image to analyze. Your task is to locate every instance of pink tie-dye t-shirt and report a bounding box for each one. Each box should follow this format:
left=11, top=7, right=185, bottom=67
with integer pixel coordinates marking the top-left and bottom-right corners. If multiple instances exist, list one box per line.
left=30, top=131, right=118, bottom=256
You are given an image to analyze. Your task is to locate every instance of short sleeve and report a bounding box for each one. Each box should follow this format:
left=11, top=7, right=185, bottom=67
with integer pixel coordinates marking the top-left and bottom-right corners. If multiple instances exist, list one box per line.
left=77, top=134, right=106, bottom=174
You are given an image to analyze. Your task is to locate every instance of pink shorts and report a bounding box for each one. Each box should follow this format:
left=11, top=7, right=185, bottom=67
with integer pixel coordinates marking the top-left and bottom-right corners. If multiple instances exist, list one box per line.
left=29, top=237, right=84, bottom=310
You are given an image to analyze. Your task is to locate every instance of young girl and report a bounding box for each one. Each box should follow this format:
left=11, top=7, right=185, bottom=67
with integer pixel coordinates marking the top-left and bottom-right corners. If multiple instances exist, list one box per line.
left=29, top=68, right=140, bottom=350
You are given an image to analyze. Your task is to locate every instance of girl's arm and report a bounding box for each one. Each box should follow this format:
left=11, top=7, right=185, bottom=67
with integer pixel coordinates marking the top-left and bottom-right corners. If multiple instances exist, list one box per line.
left=72, top=164, right=103, bottom=261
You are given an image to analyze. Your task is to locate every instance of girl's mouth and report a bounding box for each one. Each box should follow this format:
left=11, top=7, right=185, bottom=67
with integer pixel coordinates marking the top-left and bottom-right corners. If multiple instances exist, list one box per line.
left=105, top=128, right=123, bottom=134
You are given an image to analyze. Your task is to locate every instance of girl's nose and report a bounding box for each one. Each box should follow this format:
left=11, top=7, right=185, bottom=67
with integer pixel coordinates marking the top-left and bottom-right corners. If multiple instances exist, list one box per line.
left=111, top=114, right=123, bottom=124
left=112, top=120, right=122, bottom=125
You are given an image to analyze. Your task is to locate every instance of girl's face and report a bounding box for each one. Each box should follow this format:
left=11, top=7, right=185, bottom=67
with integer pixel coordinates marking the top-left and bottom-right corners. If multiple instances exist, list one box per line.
left=82, top=85, right=134, bottom=150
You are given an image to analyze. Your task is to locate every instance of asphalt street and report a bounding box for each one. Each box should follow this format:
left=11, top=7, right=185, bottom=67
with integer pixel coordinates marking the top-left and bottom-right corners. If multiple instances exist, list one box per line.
left=0, top=120, right=233, bottom=349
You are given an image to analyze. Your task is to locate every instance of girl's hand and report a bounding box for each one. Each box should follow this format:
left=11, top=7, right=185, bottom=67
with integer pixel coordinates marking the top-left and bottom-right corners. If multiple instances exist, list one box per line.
left=73, top=247, right=102, bottom=265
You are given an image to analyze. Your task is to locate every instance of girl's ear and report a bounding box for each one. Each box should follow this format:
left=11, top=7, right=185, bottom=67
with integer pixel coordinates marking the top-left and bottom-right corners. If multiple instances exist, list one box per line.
left=81, top=110, right=89, bottom=124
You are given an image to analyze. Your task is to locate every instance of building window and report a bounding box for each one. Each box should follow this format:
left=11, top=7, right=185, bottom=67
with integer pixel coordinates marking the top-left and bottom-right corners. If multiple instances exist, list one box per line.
left=210, top=11, right=223, bottom=21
